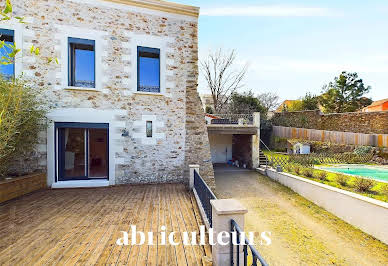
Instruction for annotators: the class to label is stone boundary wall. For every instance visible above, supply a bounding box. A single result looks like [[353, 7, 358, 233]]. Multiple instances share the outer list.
[[258, 168, 388, 245], [272, 110, 388, 134], [273, 126, 388, 148], [0, 173, 46, 204]]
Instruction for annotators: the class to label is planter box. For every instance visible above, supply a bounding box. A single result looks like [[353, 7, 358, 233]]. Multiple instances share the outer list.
[[0, 173, 47, 204], [258, 167, 388, 245]]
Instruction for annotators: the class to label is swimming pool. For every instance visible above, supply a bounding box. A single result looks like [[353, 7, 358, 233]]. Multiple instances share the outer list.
[[321, 165, 388, 182]]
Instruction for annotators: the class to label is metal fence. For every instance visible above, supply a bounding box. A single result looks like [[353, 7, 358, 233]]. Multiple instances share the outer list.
[[193, 169, 217, 228], [267, 152, 374, 169], [231, 219, 268, 266]]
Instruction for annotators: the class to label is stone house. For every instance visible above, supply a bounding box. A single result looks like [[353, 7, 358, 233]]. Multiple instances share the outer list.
[[2, 0, 214, 188]]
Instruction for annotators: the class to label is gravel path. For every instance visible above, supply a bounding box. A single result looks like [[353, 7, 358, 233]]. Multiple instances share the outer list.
[[214, 166, 388, 266]]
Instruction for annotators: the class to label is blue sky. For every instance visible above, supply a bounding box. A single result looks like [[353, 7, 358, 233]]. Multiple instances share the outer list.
[[175, 0, 388, 101]]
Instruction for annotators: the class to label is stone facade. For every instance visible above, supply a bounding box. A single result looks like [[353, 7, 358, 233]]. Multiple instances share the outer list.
[[5, 0, 213, 186], [272, 110, 388, 134]]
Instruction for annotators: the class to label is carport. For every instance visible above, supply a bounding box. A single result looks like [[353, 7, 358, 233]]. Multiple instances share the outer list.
[[206, 113, 261, 169]]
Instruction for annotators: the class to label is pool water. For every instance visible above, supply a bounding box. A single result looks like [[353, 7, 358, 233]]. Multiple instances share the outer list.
[[322, 166, 388, 182]]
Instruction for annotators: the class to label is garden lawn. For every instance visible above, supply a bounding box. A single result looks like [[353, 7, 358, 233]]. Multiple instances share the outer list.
[[284, 165, 388, 203], [215, 168, 388, 265], [263, 152, 388, 202]]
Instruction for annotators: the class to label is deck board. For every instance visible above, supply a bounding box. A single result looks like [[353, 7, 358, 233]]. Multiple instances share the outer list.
[[0, 184, 210, 265]]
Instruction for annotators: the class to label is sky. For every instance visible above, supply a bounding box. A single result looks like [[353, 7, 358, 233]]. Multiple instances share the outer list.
[[174, 0, 388, 102]]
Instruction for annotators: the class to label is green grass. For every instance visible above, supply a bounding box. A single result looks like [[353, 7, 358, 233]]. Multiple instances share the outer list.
[[263, 151, 387, 202], [283, 166, 388, 203]]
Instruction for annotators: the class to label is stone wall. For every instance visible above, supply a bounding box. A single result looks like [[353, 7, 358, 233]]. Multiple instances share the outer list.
[[272, 110, 388, 134], [7, 0, 213, 185]]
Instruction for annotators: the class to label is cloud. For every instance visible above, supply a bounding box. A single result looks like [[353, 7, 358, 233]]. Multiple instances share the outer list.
[[201, 5, 337, 17]]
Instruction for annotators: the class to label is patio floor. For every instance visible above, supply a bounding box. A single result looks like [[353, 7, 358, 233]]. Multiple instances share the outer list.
[[0, 183, 211, 265]]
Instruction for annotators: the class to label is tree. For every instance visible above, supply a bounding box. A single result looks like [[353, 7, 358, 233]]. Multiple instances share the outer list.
[[301, 92, 319, 110], [228, 90, 267, 115], [287, 100, 303, 111], [200, 49, 247, 113], [205, 106, 213, 114], [257, 92, 280, 111], [0, 77, 47, 176], [320, 71, 372, 113]]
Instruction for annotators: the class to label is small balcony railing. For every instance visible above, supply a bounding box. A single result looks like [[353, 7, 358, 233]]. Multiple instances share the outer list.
[[208, 114, 254, 125]]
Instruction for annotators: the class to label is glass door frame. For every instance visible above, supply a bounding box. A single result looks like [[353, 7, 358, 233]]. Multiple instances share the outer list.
[[55, 122, 109, 182]]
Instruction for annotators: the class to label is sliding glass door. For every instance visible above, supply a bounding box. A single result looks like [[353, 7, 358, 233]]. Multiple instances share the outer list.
[[56, 123, 108, 181]]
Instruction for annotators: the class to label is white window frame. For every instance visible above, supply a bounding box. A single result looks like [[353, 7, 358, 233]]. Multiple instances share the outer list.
[[46, 108, 120, 188], [0, 21, 23, 77], [57, 25, 104, 91], [129, 33, 167, 95]]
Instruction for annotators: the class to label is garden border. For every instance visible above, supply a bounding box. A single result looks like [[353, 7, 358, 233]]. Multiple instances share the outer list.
[[0, 173, 47, 204], [257, 167, 388, 245]]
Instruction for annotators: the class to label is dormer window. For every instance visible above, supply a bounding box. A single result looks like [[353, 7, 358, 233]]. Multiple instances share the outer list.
[[137, 46, 160, 93]]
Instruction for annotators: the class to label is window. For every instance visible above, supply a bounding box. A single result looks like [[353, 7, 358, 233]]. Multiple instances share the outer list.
[[146, 121, 152, 138], [68, 37, 95, 88], [56, 123, 109, 181], [0, 29, 15, 79], [137, 46, 160, 93]]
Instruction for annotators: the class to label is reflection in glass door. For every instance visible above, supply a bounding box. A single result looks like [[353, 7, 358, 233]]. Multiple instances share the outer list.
[[56, 123, 108, 181]]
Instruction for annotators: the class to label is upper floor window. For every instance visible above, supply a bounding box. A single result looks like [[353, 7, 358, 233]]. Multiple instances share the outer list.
[[137, 46, 160, 93], [0, 29, 15, 79], [68, 37, 95, 88]]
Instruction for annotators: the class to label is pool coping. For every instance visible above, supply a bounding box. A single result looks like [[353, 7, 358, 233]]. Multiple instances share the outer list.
[[316, 164, 388, 184]]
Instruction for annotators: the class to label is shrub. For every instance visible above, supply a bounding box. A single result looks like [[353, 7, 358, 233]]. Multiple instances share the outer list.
[[293, 165, 302, 175], [335, 174, 348, 186], [354, 178, 376, 192], [380, 184, 388, 196], [0, 77, 47, 177], [284, 164, 293, 173], [303, 168, 314, 178], [315, 171, 328, 181], [205, 106, 213, 114]]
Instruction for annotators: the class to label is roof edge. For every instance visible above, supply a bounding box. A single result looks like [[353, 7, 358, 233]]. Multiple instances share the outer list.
[[103, 0, 200, 18]]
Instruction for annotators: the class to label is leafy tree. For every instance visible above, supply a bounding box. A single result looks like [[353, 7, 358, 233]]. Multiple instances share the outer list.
[[320, 71, 372, 113], [286, 100, 303, 111], [228, 90, 267, 115], [205, 106, 213, 114], [301, 92, 319, 110]]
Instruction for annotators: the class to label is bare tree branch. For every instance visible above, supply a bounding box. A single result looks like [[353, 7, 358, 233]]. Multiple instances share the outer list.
[[200, 48, 248, 113]]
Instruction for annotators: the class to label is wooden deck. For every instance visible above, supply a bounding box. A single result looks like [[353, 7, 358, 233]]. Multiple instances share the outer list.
[[0, 184, 211, 265]]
